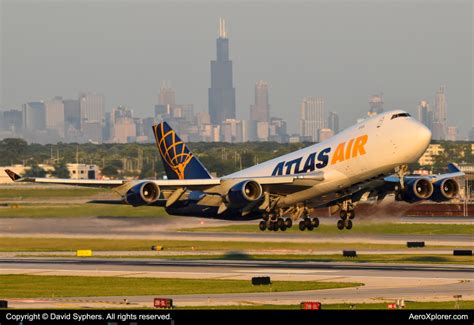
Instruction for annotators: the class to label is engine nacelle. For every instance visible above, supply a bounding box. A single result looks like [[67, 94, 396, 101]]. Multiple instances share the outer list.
[[399, 177, 434, 203], [227, 180, 263, 209], [125, 182, 160, 206], [430, 178, 460, 202]]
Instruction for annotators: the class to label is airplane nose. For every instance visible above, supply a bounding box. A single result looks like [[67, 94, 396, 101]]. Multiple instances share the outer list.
[[418, 123, 432, 146]]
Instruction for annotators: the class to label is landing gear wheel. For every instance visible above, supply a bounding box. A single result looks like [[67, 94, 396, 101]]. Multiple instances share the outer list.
[[299, 220, 306, 231], [345, 219, 353, 230], [312, 218, 320, 228], [340, 210, 348, 220], [262, 213, 269, 222], [304, 218, 312, 228], [284, 218, 293, 228], [307, 223, 314, 231], [277, 218, 285, 229], [259, 221, 266, 231], [280, 225, 287, 231], [337, 219, 345, 230]]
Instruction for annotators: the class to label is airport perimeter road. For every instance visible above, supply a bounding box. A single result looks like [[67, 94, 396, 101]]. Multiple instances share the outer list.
[[2, 258, 473, 308]]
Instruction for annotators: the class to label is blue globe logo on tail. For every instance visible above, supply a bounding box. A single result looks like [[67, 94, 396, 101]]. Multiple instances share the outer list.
[[153, 122, 212, 180]]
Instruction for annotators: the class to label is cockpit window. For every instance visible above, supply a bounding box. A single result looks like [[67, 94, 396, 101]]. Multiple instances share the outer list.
[[391, 113, 411, 120]]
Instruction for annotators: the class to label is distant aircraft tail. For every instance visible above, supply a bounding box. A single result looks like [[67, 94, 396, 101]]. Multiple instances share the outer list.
[[152, 122, 212, 180]]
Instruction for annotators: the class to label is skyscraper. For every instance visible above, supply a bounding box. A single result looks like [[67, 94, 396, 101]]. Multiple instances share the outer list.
[[433, 86, 447, 140], [44, 97, 65, 138], [79, 93, 105, 124], [22, 101, 45, 131], [250, 80, 270, 123], [208, 18, 236, 125], [368, 94, 384, 116], [327, 111, 340, 134], [158, 82, 176, 107], [300, 97, 326, 142], [417, 100, 433, 132], [63, 99, 81, 130]]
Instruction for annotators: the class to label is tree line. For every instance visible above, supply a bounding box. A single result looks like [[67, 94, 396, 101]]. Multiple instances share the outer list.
[[0, 138, 471, 179]]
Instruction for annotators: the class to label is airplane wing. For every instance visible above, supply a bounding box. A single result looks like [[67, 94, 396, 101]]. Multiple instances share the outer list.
[[4, 168, 324, 203]]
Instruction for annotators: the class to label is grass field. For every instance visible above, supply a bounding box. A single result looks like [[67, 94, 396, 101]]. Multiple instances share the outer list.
[[0, 204, 169, 218], [1, 236, 465, 252], [181, 301, 474, 310], [182, 223, 474, 236], [0, 274, 360, 298]]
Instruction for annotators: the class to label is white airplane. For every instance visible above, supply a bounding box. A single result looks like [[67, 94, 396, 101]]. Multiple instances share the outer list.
[[5, 109, 464, 231]]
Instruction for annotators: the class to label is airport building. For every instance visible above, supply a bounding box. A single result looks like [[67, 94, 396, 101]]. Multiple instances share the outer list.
[[67, 163, 100, 180]]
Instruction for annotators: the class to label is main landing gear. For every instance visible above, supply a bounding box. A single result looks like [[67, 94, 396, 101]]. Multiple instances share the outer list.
[[336, 201, 355, 230], [298, 216, 320, 231], [258, 207, 320, 232], [259, 213, 293, 232]]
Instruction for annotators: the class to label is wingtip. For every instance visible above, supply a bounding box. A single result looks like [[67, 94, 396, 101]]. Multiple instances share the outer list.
[[447, 163, 461, 173], [4, 169, 21, 181]]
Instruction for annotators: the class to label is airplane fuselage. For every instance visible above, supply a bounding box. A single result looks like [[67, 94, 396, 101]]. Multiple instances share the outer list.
[[224, 110, 431, 207]]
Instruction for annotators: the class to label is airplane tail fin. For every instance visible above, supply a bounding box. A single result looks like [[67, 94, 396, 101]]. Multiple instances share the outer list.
[[152, 122, 212, 180]]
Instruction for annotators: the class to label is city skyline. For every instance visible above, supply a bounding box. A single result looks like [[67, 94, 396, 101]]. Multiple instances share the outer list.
[[1, 1, 472, 138]]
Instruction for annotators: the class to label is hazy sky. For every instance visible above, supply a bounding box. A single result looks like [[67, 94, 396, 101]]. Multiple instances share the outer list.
[[1, 0, 472, 137]]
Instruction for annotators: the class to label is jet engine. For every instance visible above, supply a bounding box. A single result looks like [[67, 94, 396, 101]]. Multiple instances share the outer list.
[[398, 177, 434, 203], [430, 178, 460, 202], [125, 182, 161, 206], [227, 180, 263, 209]]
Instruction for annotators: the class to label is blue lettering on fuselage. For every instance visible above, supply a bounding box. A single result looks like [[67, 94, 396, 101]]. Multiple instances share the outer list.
[[271, 147, 332, 176]]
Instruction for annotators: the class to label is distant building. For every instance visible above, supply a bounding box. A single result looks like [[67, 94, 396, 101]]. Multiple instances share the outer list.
[[79, 92, 104, 125], [417, 100, 433, 132], [154, 104, 171, 120], [173, 104, 194, 123], [208, 18, 236, 125], [433, 86, 447, 140], [1, 109, 22, 133], [158, 82, 176, 107], [318, 128, 334, 142], [63, 99, 81, 130], [300, 97, 325, 142], [446, 126, 458, 141], [195, 112, 211, 125], [44, 97, 65, 138], [222, 119, 247, 143], [22, 101, 45, 131], [256, 121, 269, 142], [200, 124, 221, 142], [269, 117, 288, 143], [67, 163, 100, 180], [250, 80, 270, 123], [469, 127, 474, 141], [110, 106, 136, 143], [327, 111, 340, 134], [81, 121, 102, 144], [368, 94, 384, 116]]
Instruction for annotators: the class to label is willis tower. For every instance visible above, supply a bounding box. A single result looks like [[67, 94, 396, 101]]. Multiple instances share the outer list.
[[209, 18, 236, 125]]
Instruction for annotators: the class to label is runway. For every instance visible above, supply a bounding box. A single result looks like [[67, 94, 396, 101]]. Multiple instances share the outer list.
[[2, 258, 473, 308], [0, 216, 472, 245]]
